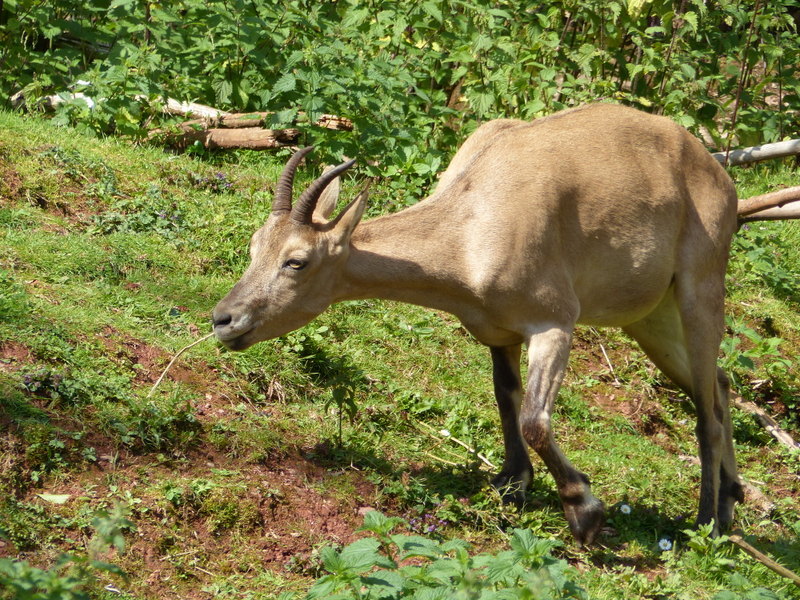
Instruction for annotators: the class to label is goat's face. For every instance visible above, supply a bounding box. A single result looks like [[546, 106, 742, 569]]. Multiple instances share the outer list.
[[212, 148, 366, 350]]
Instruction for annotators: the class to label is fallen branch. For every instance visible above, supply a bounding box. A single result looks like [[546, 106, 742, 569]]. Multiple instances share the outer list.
[[732, 396, 799, 451], [158, 98, 228, 119], [737, 186, 800, 217], [148, 332, 215, 397], [713, 139, 800, 167], [168, 127, 300, 150], [739, 202, 800, 222], [729, 531, 800, 587]]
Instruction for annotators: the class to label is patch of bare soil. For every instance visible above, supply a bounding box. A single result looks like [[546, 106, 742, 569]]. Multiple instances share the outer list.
[[0, 341, 33, 373], [0, 159, 24, 205], [98, 326, 217, 389], [61, 449, 378, 597]]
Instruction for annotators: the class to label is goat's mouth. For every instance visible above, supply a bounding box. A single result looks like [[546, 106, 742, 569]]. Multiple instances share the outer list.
[[214, 327, 256, 351]]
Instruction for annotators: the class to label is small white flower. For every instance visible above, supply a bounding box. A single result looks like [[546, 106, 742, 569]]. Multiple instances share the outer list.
[[619, 504, 632, 515], [658, 538, 673, 551], [439, 429, 451, 437]]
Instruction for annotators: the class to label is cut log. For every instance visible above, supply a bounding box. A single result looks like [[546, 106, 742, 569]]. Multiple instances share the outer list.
[[316, 114, 354, 131], [158, 97, 229, 119], [178, 111, 353, 131], [170, 127, 300, 150], [713, 139, 800, 166]]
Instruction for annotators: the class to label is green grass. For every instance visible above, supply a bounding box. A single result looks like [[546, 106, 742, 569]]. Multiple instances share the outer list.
[[0, 109, 798, 599]]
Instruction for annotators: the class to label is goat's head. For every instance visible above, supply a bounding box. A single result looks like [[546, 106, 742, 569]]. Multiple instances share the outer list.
[[212, 147, 368, 350]]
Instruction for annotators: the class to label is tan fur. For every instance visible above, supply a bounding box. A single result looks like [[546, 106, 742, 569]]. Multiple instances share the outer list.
[[213, 103, 743, 544]]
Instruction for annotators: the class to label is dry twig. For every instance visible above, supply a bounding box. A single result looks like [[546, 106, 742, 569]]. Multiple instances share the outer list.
[[147, 332, 216, 397], [729, 531, 800, 587]]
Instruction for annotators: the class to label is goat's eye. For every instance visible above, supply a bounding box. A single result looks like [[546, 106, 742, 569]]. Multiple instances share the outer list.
[[284, 258, 307, 270]]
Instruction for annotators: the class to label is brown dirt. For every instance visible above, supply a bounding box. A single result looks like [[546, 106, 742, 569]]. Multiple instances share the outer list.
[[0, 341, 33, 373], [98, 326, 217, 389]]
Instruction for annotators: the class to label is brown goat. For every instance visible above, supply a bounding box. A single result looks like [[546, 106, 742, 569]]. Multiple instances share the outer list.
[[213, 102, 791, 544]]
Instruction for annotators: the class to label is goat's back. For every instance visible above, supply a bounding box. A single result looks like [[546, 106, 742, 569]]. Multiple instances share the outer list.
[[436, 103, 738, 327]]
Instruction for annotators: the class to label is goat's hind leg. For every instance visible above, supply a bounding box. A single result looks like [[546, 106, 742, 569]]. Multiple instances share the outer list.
[[490, 344, 533, 505], [624, 283, 742, 532], [677, 273, 743, 532], [518, 326, 605, 546]]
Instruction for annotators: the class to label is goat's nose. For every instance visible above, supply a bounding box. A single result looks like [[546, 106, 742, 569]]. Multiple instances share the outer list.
[[212, 311, 232, 328]]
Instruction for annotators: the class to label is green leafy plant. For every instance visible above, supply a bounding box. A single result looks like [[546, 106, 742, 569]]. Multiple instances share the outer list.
[[0, 504, 133, 600], [301, 510, 586, 599]]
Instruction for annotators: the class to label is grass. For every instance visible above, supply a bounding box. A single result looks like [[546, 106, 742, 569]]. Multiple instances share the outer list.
[[0, 108, 798, 599]]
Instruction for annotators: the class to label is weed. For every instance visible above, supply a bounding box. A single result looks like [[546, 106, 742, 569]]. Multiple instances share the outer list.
[[302, 510, 586, 599], [0, 269, 29, 321], [90, 185, 186, 239], [110, 394, 201, 453], [0, 504, 132, 600]]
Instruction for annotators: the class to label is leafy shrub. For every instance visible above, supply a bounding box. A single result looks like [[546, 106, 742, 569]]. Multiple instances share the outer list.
[[110, 396, 201, 453], [2, 1, 798, 208]]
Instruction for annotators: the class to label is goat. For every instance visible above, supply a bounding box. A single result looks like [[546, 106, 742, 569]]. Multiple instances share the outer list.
[[213, 102, 792, 545]]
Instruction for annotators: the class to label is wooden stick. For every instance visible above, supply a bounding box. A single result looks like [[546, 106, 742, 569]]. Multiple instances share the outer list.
[[168, 127, 300, 150], [729, 532, 800, 587], [732, 396, 799, 451], [738, 186, 800, 216], [739, 203, 800, 222], [147, 332, 215, 397], [713, 138, 800, 167], [415, 420, 497, 470]]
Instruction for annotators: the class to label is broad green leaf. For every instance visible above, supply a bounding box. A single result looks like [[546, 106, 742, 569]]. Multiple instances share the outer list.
[[272, 73, 296, 95], [421, 1, 442, 24], [339, 537, 395, 572], [361, 570, 406, 597], [391, 534, 442, 560]]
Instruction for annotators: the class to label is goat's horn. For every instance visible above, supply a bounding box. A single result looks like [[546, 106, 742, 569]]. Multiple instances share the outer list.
[[272, 146, 315, 214], [291, 158, 357, 224]]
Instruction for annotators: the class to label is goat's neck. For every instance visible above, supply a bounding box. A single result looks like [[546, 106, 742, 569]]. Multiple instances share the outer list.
[[338, 200, 472, 313]]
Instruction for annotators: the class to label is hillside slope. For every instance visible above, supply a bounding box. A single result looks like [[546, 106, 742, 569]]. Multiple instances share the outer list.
[[0, 110, 798, 599]]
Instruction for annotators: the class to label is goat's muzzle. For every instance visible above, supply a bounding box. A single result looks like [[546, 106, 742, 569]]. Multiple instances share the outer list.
[[211, 306, 254, 350]]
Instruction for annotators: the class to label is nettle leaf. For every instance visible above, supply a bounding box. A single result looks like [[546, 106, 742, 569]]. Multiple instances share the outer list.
[[212, 79, 232, 105], [339, 538, 396, 572], [360, 569, 406, 598], [391, 534, 442, 560], [320, 546, 348, 574], [306, 574, 341, 599], [359, 510, 405, 536], [421, 1, 443, 23], [411, 588, 451, 600], [509, 528, 560, 563], [272, 72, 297, 95], [485, 550, 523, 585]]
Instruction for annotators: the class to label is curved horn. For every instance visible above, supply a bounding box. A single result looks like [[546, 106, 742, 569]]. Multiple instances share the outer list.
[[272, 146, 315, 214], [291, 158, 357, 224]]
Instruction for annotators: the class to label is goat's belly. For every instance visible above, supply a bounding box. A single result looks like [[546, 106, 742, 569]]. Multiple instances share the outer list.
[[575, 269, 673, 327]]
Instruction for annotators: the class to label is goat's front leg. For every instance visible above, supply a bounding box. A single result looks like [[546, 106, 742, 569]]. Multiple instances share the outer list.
[[519, 326, 605, 546], [490, 344, 533, 505]]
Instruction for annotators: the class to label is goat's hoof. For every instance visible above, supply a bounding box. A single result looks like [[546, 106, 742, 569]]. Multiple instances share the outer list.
[[491, 471, 530, 507], [565, 496, 605, 546]]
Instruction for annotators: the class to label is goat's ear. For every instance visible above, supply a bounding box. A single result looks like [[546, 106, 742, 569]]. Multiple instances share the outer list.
[[313, 165, 341, 222], [330, 185, 369, 242]]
